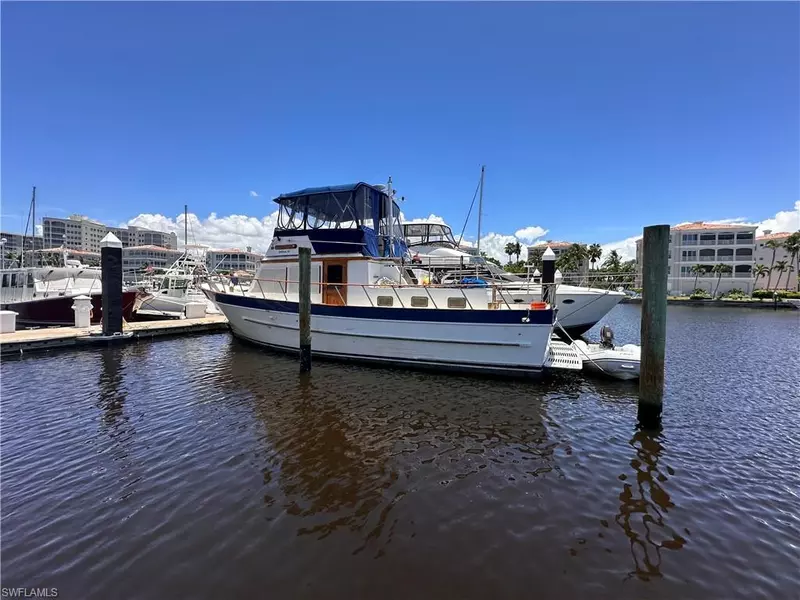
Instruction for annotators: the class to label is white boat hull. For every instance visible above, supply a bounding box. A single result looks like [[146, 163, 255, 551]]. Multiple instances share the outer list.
[[496, 286, 625, 336], [212, 292, 554, 377], [140, 293, 213, 315]]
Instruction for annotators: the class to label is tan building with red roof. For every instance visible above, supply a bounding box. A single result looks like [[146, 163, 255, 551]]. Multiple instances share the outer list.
[[206, 248, 262, 273], [635, 221, 758, 296], [755, 231, 796, 290]]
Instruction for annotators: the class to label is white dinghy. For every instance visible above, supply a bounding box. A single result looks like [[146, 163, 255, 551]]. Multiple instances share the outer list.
[[571, 326, 641, 381]]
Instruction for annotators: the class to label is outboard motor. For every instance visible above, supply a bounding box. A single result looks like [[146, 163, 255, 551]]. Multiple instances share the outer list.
[[599, 325, 615, 349]]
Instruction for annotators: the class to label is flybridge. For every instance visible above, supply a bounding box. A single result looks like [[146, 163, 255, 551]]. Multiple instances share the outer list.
[[270, 182, 408, 258]]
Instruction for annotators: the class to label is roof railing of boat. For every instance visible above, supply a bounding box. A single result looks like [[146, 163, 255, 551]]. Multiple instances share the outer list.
[[229, 277, 554, 312]]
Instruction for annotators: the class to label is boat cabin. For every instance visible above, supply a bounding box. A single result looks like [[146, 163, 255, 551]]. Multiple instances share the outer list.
[[403, 221, 459, 249]]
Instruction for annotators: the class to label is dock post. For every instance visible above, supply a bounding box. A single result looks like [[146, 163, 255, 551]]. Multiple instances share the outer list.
[[100, 232, 124, 336], [638, 225, 670, 429], [298, 246, 312, 372], [541, 247, 556, 306]]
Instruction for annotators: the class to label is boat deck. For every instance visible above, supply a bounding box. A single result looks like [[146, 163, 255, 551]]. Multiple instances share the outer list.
[[0, 315, 229, 357]]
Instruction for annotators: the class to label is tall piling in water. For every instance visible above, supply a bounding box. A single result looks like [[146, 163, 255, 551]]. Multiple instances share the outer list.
[[638, 225, 670, 429], [100, 232, 124, 336], [298, 246, 312, 372]]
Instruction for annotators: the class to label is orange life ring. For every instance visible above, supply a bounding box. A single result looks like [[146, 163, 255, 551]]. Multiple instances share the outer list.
[[89, 308, 94, 320]]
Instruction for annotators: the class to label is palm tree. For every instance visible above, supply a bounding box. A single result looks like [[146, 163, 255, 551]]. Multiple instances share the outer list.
[[527, 246, 544, 270], [772, 260, 789, 290], [712, 263, 732, 297], [602, 249, 622, 274], [690, 264, 704, 290], [588, 243, 602, 270], [504, 242, 516, 265], [513, 241, 522, 263], [764, 239, 782, 289], [783, 231, 800, 290], [753, 263, 770, 289]]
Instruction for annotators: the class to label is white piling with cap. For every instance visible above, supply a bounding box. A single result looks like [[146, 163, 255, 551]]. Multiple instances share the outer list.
[[541, 247, 556, 307]]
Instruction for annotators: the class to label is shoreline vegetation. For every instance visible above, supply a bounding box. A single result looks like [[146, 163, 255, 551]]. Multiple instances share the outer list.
[[620, 296, 799, 310]]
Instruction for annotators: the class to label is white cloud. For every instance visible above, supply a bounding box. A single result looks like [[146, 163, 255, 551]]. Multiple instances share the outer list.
[[753, 200, 799, 236], [476, 232, 529, 262], [399, 213, 447, 225], [125, 211, 279, 253], [514, 225, 548, 244], [249, 190, 259, 198], [600, 236, 640, 262]]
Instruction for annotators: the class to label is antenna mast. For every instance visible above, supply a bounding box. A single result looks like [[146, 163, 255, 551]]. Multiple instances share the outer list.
[[476, 166, 485, 255]]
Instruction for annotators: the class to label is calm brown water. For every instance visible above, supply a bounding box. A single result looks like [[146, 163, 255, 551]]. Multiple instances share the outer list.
[[2, 304, 799, 599]]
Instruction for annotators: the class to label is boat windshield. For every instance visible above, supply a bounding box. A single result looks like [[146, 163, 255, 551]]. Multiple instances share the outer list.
[[403, 223, 458, 248]]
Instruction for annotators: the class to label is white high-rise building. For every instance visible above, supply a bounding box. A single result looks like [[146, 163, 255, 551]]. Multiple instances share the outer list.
[[635, 222, 757, 295], [42, 215, 178, 252]]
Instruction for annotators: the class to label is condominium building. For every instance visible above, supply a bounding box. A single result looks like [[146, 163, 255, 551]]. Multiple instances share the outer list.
[[635, 222, 757, 295], [42, 215, 178, 252], [122, 245, 183, 271], [755, 231, 797, 290], [43, 215, 107, 252], [206, 248, 262, 273]]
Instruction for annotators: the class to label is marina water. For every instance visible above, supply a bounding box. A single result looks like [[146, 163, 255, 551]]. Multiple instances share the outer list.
[[1, 304, 798, 598]]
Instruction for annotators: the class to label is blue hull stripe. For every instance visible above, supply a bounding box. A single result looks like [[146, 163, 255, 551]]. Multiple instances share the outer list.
[[214, 292, 554, 325]]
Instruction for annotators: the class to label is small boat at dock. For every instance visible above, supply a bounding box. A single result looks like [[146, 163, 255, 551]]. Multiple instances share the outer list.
[[571, 326, 641, 380]]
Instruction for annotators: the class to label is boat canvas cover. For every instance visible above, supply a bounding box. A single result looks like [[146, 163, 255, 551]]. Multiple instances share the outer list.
[[273, 183, 407, 258]]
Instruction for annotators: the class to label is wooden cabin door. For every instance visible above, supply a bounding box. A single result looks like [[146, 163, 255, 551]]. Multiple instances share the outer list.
[[323, 260, 347, 305]]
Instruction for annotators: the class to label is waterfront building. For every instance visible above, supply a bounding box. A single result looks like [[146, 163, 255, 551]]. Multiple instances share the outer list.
[[122, 245, 183, 271], [755, 231, 797, 290], [0, 232, 44, 266], [635, 221, 757, 295], [43, 215, 178, 252], [206, 248, 262, 273]]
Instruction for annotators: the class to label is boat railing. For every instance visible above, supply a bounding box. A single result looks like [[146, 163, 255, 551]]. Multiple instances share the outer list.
[[237, 277, 549, 311]]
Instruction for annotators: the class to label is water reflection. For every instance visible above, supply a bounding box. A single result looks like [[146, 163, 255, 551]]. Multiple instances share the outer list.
[[96, 348, 139, 502], [616, 430, 686, 581], [219, 344, 563, 556]]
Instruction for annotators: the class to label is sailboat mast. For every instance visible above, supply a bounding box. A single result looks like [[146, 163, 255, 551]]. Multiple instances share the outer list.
[[184, 204, 188, 251], [476, 166, 485, 256], [387, 176, 393, 257], [32, 186, 36, 260]]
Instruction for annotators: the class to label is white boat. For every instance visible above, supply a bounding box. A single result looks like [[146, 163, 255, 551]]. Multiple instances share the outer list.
[[138, 247, 218, 316], [0, 262, 147, 327], [403, 220, 625, 336], [207, 182, 558, 377], [571, 327, 641, 381]]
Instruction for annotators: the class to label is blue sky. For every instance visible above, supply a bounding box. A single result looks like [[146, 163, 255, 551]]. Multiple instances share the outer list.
[[2, 2, 798, 257]]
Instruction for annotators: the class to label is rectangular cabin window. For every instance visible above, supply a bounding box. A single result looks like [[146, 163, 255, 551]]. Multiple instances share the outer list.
[[447, 297, 467, 309], [2, 274, 8, 288], [410, 296, 429, 308], [377, 296, 394, 307]]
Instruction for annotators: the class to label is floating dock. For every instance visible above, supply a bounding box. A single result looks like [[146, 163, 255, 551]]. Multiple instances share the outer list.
[[0, 315, 229, 357]]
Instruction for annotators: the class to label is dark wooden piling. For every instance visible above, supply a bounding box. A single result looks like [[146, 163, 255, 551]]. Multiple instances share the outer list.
[[100, 232, 123, 336], [298, 246, 312, 372], [638, 225, 670, 429], [541, 247, 556, 306]]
